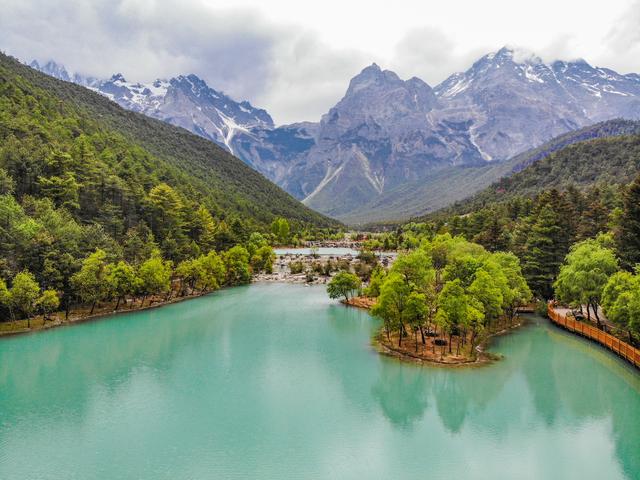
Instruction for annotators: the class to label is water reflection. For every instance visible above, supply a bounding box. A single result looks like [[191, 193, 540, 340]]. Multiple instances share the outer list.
[[371, 361, 429, 428], [0, 286, 638, 480], [366, 314, 640, 478]]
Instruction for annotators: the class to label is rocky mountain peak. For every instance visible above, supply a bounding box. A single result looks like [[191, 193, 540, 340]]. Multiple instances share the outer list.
[[110, 73, 126, 83], [27, 51, 640, 224], [30, 59, 71, 82], [345, 63, 404, 96], [335, 64, 437, 123]]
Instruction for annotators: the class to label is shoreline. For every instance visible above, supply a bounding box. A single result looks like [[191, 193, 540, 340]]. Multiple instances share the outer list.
[[344, 295, 526, 367], [0, 290, 216, 338]]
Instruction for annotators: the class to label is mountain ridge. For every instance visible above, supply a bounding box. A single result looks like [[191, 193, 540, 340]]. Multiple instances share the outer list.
[[28, 47, 640, 223], [8, 53, 338, 230]]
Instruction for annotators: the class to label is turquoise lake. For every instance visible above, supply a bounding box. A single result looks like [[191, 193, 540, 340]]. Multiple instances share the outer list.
[[1, 283, 639, 479]]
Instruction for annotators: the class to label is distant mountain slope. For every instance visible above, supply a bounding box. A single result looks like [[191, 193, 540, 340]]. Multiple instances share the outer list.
[[340, 119, 640, 224], [423, 131, 640, 221], [3, 53, 338, 230], [29, 59, 322, 191], [29, 48, 640, 223]]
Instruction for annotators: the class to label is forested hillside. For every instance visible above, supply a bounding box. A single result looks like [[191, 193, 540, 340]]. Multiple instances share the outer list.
[[345, 119, 640, 225], [0, 53, 337, 230], [0, 52, 339, 324], [434, 132, 640, 217]]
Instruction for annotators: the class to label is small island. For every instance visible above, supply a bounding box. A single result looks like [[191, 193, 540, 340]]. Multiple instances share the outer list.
[[327, 232, 532, 366]]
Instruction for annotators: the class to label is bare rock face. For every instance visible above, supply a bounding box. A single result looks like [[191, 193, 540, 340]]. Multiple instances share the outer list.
[[296, 49, 640, 218], [30, 48, 640, 221]]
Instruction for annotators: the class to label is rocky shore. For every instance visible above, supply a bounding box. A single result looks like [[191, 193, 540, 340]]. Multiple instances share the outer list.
[[255, 250, 392, 285]]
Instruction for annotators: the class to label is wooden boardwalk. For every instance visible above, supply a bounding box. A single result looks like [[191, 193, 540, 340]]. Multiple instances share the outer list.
[[548, 304, 640, 369]]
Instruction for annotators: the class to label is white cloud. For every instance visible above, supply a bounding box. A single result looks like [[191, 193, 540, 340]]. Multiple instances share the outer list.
[[1, 0, 638, 124], [390, 26, 490, 84], [599, 0, 640, 73]]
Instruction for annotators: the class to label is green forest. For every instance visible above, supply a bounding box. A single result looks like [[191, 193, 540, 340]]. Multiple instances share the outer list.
[[355, 171, 640, 348], [436, 131, 640, 217], [0, 52, 341, 326], [337, 234, 532, 360]]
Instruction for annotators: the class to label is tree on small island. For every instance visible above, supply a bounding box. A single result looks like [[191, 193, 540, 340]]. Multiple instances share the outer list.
[[327, 271, 362, 302], [356, 233, 532, 363]]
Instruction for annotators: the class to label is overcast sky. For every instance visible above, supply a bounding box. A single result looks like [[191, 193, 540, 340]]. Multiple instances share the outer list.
[[2, 0, 639, 124]]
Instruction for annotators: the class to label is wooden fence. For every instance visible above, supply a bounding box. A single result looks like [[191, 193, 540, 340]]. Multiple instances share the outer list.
[[547, 304, 640, 369]]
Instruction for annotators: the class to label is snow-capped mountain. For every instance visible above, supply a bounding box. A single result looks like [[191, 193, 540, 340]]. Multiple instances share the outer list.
[[433, 47, 640, 160], [29, 59, 99, 86], [276, 50, 640, 218], [29, 49, 640, 222], [29, 60, 274, 159]]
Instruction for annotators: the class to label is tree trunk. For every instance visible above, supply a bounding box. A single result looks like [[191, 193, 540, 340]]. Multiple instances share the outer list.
[[90, 300, 96, 315], [592, 301, 602, 329], [470, 330, 477, 356], [419, 325, 426, 345], [586, 303, 591, 322], [415, 329, 418, 353], [448, 333, 452, 354], [115, 296, 121, 311]]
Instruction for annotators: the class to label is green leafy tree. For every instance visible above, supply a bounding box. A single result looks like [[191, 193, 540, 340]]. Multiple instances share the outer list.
[[251, 245, 276, 274], [138, 254, 173, 305], [271, 217, 290, 245], [0, 278, 10, 310], [492, 252, 532, 323], [443, 254, 484, 288], [37, 289, 60, 321], [246, 232, 270, 257], [327, 271, 362, 303], [391, 249, 434, 290], [224, 245, 251, 285], [602, 271, 640, 343], [404, 291, 427, 352], [176, 258, 198, 296], [10, 270, 41, 327], [554, 239, 619, 327], [195, 251, 226, 292], [468, 269, 504, 327], [370, 273, 410, 345], [71, 249, 110, 315], [107, 261, 139, 310], [364, 265, 387, 297], [436, 279, 484, 354]]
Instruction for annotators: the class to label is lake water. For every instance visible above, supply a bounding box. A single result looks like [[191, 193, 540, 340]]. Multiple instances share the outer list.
[[1, 283, 639, 479]]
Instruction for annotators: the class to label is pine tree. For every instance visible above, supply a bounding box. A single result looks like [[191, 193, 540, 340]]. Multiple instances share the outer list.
[[576, 188, 608, 241], [616, 175, 640, 270], [522, 204, 564, 299]]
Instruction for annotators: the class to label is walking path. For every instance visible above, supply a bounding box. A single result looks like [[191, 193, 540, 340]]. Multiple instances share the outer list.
[[548, 304, 640, 369]]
